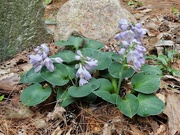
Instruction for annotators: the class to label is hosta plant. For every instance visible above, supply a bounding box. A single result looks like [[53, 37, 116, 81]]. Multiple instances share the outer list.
[[20, 19, 165, 118]]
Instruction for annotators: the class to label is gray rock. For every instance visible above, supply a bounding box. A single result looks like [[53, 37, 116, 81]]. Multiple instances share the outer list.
[[55, 0, 136, 43], [0, 0, 52, 62]]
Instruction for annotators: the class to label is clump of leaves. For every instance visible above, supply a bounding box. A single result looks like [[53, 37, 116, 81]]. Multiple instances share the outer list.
[[146, 50, 180, 77], [20, 19, 165, 118], [171, 7, 179, 15], [43, 0, 52, 5], [128, 0, 143, 7]]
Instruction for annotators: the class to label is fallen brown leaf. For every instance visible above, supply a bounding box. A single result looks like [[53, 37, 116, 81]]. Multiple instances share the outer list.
[[163, 91, 180, 135], [47, 105, 66, 122], [0, 73, 21, 92]]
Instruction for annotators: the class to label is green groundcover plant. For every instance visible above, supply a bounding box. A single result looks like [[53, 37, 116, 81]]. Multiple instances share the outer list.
[[20, 19, 165, 118], [146, 50, 180, 77]]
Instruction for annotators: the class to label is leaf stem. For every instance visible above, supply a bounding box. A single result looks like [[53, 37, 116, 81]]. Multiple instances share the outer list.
[[111, 78, 117, 93], [117, 57, 126, 94]]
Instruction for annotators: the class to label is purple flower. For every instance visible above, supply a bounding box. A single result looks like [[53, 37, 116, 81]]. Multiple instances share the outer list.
[[75, 64, 92, 86], [75, 55, 82, 60], [118, 19, 129, 31], [76, 50, 83, 57], [75, 50, 84, 60], [75, 50, 98, 71], [34, 43, 49, 55], [135, 45, 146, 53], [75, 50, 98, 86], [29, 54, 43, 64], [114, 33, 121, 41], [85, 59, 98, 70], [118, 48, 126, 55], [131, 24, 147, 42], [76, 64, 92, 81], [34, 65, 43, 73], [29, 54, 44, 72], [126, 50, 145, 71], [29, 44, 63, 72], [115, 19, 147, 71], [43, 57, 54, 72], [51, 57, 63, 63], [79, 78, 89, 86]]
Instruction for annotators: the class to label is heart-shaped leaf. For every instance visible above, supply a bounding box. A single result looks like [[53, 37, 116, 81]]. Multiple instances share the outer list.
[[137, 93, 165, 117], [81, 48, 112, 70], [84, 38, 104, 49], [20, 83, 52, 106], [68, 79, 100, 98], [54, 36, 83, 49], [116, 94, 139, 118], [66, 65, 76, 79], [20, 68, 45, 83], [57, 88, 75, 107], [111, 53, 123, 62], [41, 63, 69, 86], [141, 64, 162, 75], [50, 50, 76, 63], [108, 62, 134, 79], [131, 73, 160, 94], [82, 93, 97, 103], [92, 78, 117, 104]]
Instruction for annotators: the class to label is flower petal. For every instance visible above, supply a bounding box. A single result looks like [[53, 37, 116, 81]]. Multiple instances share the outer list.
[[79, 78, 89, 86]]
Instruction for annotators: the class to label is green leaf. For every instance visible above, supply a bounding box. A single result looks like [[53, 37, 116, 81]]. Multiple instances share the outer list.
[[108, 62, 134, 79], [128, 1, 135, 6], [20, 83, 52, 106], [116, 94, 139, 118], [111, 53, 123, 62], [132, 73, 160, 94], [57, 88, 75, 107], [92, 78, 117, 104], [54, 36, 83, 49], [81, 48, 112, 70], [144, 55, 157, 60], [157, 55, 168, 66], [50, 50, 76, 63], [171, 69, 180, 77], [141, 64, 162, 75], [137, 93, 165, 117], [68, 79, 100, 98], [82, 93, 97, 103], [66, 65, 76, 79], [44, 0, 52, 5], [41, 63, 69, 86], [84, 38, 104, 49], [167, 50, 176, 59], [0, 95, 4, 101], [20, 68, 45, 84]]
